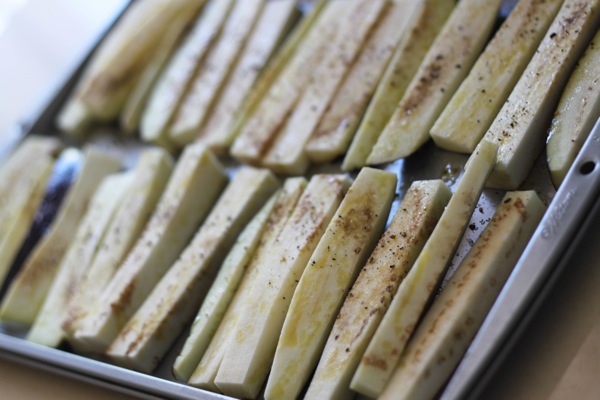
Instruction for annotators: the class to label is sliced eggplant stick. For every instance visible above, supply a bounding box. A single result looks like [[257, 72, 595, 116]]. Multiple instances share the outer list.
[[0, 160, 53, 288], [229, 0, 361, 165], [80, 0, 207, 120], [57, 0, 202, 134], [214, 175, 351, 399], [169, 0, 266, 146], [431, 0, 564, 153], [107, 167, 279, 373], [351, 141, 498, 398], [172, 193, 279, 382], [0, 148, 121, 325], [226, 0, 327, 154], [27, 172, 132, 347], [367, 0, 502, 164], [187, 177, 307, 389], [56, 97, 95, 136], [196, 0, 298, 153], [0, 136, 61, 203], [265, 168, 397, 400], [483, 0, 600, 189], [343, 0, 454, 171], [120, 9, 200, 134], [261, 0, 389, 175], [0, 138, 62, 286], [380, 191, 546, 400], [305, 179, 451, 400], [140, 0, 235, 147], [62, 148, 173, 340], [547, 29, 600, 188], [305, 0, 419, 164], [72, 144, 227, 353]]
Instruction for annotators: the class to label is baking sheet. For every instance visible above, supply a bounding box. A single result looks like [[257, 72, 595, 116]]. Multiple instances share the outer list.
[[0, 0, 597, 399], [0, 124, 529, 400], [442, 120, 600, 400]]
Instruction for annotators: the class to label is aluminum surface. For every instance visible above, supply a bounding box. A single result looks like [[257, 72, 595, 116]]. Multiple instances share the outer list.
[[441, 119, 600, 400], [0, 0, 595, 399]]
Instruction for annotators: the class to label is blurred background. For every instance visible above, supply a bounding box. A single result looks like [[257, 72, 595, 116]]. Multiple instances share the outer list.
[[0, 0, 125, 154]]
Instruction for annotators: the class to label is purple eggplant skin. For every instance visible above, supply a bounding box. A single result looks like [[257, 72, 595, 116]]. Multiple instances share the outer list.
[[0, 149, 82, 298]]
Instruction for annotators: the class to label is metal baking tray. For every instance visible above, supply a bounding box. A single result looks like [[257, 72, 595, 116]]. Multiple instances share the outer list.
[[1, 0, 599, 398]]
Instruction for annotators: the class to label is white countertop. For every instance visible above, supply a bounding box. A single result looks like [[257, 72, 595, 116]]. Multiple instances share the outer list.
[[0, 0, 125, 154]]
